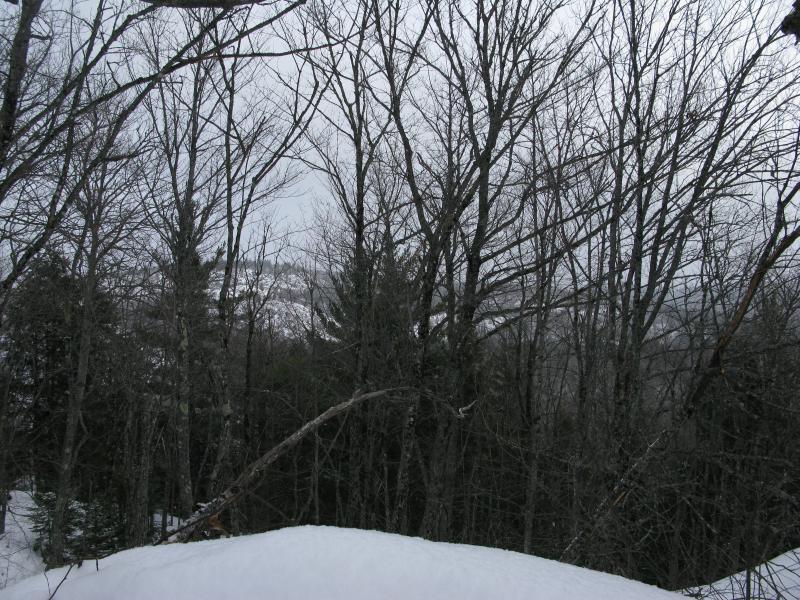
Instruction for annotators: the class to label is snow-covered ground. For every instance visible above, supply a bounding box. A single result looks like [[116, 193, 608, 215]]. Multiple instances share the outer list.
[[0, 491, 44, 590], [0, 525, 686, 600], [5, 488, 797, 600], [685, 548, 800, 600]]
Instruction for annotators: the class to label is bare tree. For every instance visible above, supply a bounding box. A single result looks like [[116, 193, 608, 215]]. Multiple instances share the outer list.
[[0, 0, 311, 317], [47, 110, 144, 565]]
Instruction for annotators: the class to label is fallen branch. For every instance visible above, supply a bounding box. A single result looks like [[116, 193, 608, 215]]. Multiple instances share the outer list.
[[156, 388, 394, 544], [47, 563, 74, 600]]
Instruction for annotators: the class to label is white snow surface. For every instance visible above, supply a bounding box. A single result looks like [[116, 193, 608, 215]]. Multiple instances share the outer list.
[[686, 547, 800, 600], [0, 525, 686, 600], [0, 491, 44, 589]]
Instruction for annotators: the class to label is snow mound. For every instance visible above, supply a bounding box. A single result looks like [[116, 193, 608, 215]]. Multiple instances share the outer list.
[[0, 525, 685, 600], [0, 491, 45, 589], [686, 547, 800, 599]]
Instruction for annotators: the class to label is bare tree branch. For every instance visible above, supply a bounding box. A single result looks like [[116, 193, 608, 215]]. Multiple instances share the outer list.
[[156, 388, 395, 544]]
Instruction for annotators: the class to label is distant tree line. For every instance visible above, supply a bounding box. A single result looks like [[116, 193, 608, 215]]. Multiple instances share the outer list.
[[1, 0, 800, 593]]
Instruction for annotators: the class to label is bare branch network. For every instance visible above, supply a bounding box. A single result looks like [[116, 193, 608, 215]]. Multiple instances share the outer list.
[[0, 0, 799, 595]]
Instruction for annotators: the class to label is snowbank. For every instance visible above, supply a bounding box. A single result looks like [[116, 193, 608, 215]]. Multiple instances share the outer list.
[[0, 491, 44, 589], [686, 547, 800, 599], [0, 525, 685, 600]]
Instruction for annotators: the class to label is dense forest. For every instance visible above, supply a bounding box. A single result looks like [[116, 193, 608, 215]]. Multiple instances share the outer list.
[[1, 0, 800, 593]]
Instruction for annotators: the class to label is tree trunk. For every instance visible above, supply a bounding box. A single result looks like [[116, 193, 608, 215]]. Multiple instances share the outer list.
[[208, 335, 233, 496], [391, 265, 437, 534], [175, 311, 194, 518], [420, 414, 454, 540], [124, 391, 156, 547], [0, 376, 11, 537], [49, 264, 96, 565], [0, 0, 43, 172]]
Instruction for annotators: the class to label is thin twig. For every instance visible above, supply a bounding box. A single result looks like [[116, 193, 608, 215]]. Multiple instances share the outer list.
[[47, 563, 74, 600]]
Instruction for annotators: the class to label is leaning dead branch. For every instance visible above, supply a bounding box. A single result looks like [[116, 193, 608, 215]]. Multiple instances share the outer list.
[[156, 389, 395, 544]]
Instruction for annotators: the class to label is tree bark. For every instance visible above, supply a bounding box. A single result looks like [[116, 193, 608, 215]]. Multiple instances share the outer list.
[[124, 391, 157, 547], [0, 0, 43, 171]]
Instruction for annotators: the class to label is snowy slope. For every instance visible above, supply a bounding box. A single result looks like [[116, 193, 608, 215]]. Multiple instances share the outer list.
[[0, 491, 44, 589], [686, 548, 800, 600], [0, 525, 686, 600]]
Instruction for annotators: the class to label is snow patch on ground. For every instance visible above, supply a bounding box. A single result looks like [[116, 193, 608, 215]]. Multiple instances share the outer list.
[[0, 491, 45, 590], [686, 548, 800, 600], [151, 511, 185, 538], [0, 525, 686, 600]]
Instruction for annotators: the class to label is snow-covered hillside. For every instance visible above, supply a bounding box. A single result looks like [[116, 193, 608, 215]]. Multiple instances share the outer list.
[[6, 491, 793, 600], [686, 548, 800, 600], [0, 491, 44, 589], [0, 525, 685, 600]]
